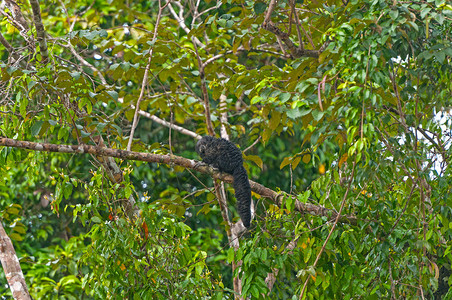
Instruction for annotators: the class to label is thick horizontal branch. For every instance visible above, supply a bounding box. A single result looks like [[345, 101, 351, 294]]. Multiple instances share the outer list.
[[0, 137, 357, 225]]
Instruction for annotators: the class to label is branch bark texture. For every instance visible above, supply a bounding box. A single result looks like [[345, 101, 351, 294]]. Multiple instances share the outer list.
[[0, 221, 31, 300], [29, 0, 49, 63]]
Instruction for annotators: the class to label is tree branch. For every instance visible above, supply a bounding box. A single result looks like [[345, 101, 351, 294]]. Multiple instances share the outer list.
[[167, 1, 204, 48], [117, 98, 201, 140], [0, 137, 358, 225], [3, 0, 29, 32], [196, 48, 214, 136], [127, 0, 168, 151], [262, 22, 319, 58], [0, 32, 21, 63], [0, 31, 14, 53], [0, 221, 31, 300], [29, 0, 49, 64]]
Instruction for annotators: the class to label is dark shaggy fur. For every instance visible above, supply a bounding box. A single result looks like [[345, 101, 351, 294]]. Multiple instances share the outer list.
[[196, 136, 251, 227]]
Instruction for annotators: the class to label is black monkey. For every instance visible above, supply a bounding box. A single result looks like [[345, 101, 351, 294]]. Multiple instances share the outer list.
[[196, 136, 252, 227]]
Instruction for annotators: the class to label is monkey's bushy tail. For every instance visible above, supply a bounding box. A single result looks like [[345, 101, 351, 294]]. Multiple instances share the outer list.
[[233, 166, 251, 227]]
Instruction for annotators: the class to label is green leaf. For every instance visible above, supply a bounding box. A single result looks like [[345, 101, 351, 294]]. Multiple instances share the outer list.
[[227, 247, 234, 263], [420, 7, 432, 18], [70, 71, 81, 80], [58, 127, 68, 140], [286, 194, 294, 212], [91, 216, 101, 223], [106, 90, 119, 100], [60, 275, 81, 287], [312, 109, 324, 121], [9, 233, 24, 241], [63, 182, 73, 199], [279, 92, 291, 103], [19, 94, 28, 118], [269, 111, 281, 130], [31, 120, 44, 136], [254, 2, 267, 14], [389, 9, 399, 20]]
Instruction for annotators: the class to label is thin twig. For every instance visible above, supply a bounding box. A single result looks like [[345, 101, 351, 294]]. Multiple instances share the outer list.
[[243, 136, 261, 153], [127, 0, 169, 151], [167, 1, 204, 48], [117, 98, 201, 139], [290, 0, 304, 50], [299, 159, 357, 299]]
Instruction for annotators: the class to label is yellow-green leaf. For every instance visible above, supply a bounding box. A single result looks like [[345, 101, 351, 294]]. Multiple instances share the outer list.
[[244, 155, 263, 169], [302, 154, 311, 164], [280, 156, 292, 169], [269, 111, 281, 130], [292, 156, 302, 170]]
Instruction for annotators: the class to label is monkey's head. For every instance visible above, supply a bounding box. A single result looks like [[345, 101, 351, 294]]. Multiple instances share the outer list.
[[195, 136, 215, 159]]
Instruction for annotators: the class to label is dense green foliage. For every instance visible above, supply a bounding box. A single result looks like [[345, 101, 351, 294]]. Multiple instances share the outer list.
[[0, 0, 451, 298]]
